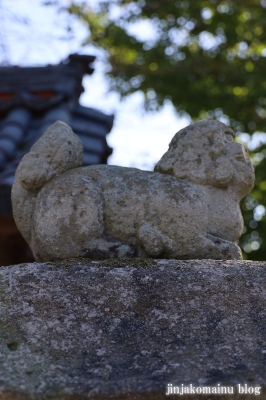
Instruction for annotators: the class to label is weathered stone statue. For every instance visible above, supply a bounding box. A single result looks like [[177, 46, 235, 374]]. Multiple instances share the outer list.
[[12, 120, 254, 261]]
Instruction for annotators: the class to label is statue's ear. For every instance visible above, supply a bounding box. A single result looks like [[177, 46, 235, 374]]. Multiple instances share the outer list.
[[207, 157, 233, 188], [173, 159, 207, 184], [172, 160, 188, 180], [173, 156, 233, 187]]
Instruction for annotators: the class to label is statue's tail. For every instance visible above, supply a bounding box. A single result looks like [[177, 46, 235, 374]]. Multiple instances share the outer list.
[[11, 121, 83, 246]]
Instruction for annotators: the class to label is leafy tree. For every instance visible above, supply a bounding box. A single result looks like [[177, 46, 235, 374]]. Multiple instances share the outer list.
[[67, 0, 266, 259], [239, 143, 266, 260]]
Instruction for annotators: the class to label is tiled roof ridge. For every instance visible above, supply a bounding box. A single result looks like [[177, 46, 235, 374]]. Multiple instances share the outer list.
[[0, 53, 96, 112]]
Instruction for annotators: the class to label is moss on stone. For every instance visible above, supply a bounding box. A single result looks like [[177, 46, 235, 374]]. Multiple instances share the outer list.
[[49, 257, 156, 269]]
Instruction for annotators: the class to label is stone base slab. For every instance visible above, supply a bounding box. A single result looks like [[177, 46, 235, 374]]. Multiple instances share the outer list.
[[0, 259, 266, 399]]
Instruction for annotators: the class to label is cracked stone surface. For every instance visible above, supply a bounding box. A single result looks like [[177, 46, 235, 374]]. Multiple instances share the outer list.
[[0, 259, 266, 399]]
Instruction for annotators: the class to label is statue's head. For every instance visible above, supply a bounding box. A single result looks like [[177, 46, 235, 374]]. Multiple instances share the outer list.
[[154, 120, 254, 197]]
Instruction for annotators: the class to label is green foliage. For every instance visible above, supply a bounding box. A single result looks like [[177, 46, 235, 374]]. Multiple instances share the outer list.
[[67, 0, 266, 259], [239, 143, 266, 260]]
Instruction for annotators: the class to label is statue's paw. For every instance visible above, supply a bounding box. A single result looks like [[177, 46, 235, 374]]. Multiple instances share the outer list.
[[138, 223, 166, 257], [223, 242, 242, 260], [206, 234, 242, 260]]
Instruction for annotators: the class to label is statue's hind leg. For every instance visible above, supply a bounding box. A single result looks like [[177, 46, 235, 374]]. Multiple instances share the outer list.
[[31, 173, 105, 261]]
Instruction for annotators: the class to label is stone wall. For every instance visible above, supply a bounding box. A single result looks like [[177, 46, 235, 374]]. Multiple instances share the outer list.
[[0, 259, 266, 399]]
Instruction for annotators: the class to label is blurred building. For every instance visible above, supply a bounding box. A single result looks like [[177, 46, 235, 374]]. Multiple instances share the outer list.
[[0, 54, 114, 266]]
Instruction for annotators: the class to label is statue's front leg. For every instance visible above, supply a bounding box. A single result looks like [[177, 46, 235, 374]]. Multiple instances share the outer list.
[[138, 222, 173, 257], [202, 233, 242, 260]]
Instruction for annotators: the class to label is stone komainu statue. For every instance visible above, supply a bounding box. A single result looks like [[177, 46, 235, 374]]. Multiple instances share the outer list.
[[12, 120, 255, 261]]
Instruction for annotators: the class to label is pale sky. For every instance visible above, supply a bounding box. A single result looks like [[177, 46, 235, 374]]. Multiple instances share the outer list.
[[0, 0, 190, 170]]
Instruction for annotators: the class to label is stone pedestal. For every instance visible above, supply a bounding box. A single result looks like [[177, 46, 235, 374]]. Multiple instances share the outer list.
[[0, 259, 265, 399]]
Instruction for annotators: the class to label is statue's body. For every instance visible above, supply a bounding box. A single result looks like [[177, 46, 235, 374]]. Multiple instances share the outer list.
[[12, 120, 255, 261]]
